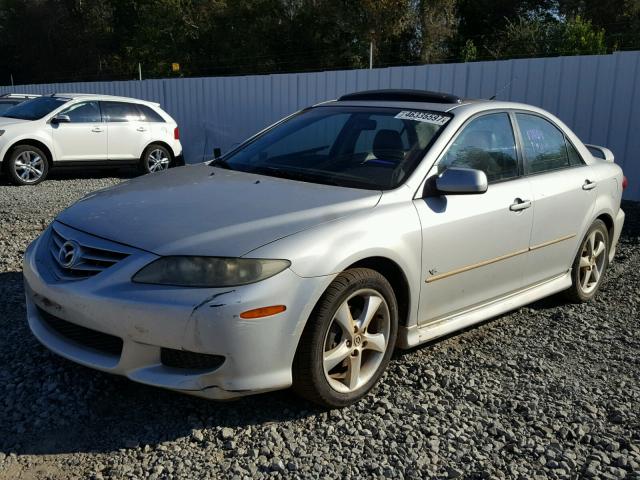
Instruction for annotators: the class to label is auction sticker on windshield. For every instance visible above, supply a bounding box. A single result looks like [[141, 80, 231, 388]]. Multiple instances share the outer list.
[[394, 111, 450, 125]]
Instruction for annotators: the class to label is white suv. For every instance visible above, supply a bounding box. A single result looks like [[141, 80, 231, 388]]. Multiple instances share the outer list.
[[0, 94, 183, 185]]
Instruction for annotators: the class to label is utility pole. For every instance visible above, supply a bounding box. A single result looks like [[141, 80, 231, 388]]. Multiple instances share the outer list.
[[369, 40, 374, 69], [10, 74, 14, 87], [138, 63, 142, 81]]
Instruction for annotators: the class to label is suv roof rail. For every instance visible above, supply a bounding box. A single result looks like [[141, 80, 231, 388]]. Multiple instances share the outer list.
[[338, 89, 462, 104], [0, 93, 40, 99]]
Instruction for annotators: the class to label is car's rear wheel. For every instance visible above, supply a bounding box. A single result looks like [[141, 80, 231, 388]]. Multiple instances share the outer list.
[[564, 219, 609, 302], [6, 145, 49, 185], [140, 144, 171, 174], [293, 268, 398, 408]]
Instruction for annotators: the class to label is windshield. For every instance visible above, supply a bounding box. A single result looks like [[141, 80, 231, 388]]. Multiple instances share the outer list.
[[214, 106, 451, 190], [0, 101, 22, 114], [2, 97, 69, 120]]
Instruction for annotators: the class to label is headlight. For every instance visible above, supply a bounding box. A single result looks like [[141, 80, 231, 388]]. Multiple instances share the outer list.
[[132, 256, 291, 287], [0, 130, 5, 136]]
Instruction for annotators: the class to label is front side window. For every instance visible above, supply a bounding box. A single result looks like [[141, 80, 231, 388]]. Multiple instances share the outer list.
[[517, 113, 572, 174], [101, 102, 143, 122], [59, 101, 101, 123], [2, 96, 69, 120], [215, 106, 451, 190], [438, 113, 519, 183]]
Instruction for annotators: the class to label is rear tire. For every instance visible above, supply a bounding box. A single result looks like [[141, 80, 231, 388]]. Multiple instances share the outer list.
[[6, 145, 49, 185], [140, 144, 172, 174], [292, 268, 398, 408], [564, 219, 609, 303]]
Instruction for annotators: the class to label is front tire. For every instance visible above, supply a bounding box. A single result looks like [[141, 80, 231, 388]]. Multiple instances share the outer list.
[[292, 268, 398, 408], [6, 145, 49, 185], [140, 144, 172, 174], [564, 219, 609, 303]]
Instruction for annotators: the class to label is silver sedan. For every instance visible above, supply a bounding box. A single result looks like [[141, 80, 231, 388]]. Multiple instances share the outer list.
[[23, 90, 626, 407]]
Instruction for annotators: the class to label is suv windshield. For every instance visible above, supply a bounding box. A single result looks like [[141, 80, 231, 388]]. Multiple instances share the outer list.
[[2, 97, 69, 120], [214, 106, 451, 190]]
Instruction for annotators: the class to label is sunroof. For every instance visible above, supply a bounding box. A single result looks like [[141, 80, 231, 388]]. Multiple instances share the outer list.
[[338, 89, 462, 104]]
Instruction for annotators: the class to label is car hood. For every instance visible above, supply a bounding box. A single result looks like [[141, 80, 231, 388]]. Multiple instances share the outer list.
[[56, 164, 382, 257], [0, 116, 30, 127]]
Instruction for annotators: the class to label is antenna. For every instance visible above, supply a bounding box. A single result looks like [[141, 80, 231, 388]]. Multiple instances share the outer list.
[[489, 77, 517, 100]]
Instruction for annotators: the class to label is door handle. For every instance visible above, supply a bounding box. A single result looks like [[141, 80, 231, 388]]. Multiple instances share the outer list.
[[582, 179, 597, 190], [510, 198, 531, 211], [136, 127, 147, 132], [91, 127, 103, 133]]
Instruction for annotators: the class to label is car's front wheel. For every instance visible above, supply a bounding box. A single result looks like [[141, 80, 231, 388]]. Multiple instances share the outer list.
[[564, 219, 610, 302], [293, 268, 398, 408], [6, 145, 50, 185], [140, 144, 172, 174]]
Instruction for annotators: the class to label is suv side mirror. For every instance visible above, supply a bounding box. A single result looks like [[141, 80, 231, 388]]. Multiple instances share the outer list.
[[51, 114, 70, 124], [434, 167, 488, 194]]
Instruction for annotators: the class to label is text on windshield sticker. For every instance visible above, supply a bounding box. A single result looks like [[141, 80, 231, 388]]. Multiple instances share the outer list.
[[394, 111, 450, 125]]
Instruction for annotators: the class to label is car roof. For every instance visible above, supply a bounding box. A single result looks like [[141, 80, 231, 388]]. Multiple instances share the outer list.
[[318, 89, 543, 116], [50, 93, 160, 107]]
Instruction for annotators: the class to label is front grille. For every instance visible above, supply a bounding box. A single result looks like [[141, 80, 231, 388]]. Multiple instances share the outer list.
[[161, 348, 225, 371], [49, 224, 129, 281], [38, 307, 123, 356]]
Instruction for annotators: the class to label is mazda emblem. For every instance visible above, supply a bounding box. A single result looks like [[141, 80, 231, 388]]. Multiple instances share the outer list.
[[57, 240, 81, 269]]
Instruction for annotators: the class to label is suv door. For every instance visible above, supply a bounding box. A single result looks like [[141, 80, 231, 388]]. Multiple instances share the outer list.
[[100, 101, 150, 161], [514, 113, 596, 285], [50, 101, 107, 161], [414, 112, 534, 323]]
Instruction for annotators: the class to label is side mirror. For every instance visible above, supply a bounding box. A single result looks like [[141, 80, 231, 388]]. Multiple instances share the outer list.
[[51, 114, 70, 124], [435, 167, 488, 194]]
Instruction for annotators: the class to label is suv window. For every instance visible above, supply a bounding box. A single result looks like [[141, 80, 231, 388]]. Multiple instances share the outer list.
[[517, 113, 572, 173], [439, 113, 519, 183], [138, 104, 165, 122], [59, 101, 101, 123], [101, 102, 143, 122]]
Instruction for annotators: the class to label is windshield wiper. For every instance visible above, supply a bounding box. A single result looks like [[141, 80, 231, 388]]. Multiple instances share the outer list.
[[249, 165, 362, 188], [209, 158, 233, 170]]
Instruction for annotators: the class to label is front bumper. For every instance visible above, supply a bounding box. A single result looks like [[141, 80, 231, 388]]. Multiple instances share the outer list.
[[23, 224, 333, 400]]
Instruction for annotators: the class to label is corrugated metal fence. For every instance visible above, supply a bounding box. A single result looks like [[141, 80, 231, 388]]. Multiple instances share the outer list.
[[2, 51, 639, 199]]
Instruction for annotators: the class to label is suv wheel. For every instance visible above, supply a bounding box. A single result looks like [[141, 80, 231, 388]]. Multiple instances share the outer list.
[[293, 268, 398, 408], [141, 144, 171, 174], [6, 145, 49, 185]]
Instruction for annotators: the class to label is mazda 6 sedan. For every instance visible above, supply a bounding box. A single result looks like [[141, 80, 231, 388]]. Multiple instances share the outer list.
[[23, 89, 626, 407]]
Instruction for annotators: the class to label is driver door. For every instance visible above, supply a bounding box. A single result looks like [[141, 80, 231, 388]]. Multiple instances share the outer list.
[[414, 112, 534, 323], [51, 101, 107, 161]]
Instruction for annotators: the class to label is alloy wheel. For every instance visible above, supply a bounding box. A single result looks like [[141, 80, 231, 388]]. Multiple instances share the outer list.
[[147, 148, 170, 172], [322, 289, 390, 393], [14, 151, 44, 183], [578, 229, 607, 294]]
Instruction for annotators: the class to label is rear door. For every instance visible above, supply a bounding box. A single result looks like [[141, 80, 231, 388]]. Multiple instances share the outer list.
[[50, 101, 107, 161], [101, 101, 150, 161], [514, 113, 596, 285], [415, 112, 534, 323]]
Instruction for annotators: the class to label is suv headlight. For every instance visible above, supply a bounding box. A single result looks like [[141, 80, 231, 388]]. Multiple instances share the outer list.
[[0, 130, 5, 136], [132, 256, 290, 287]]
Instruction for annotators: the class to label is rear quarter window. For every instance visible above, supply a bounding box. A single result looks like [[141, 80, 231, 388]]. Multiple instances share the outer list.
[[138, 104, 165, 122]]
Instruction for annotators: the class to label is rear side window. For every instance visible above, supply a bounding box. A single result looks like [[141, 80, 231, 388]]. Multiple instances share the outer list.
[[439, 112, 519, 183], [59, 101, 101, 123], [138, 104, 165, 122], [101, 102, 143, 122], [517, 114, 573, 173]]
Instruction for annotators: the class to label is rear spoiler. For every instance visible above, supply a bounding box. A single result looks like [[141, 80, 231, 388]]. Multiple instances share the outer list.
[[585, 144, 615, 163]]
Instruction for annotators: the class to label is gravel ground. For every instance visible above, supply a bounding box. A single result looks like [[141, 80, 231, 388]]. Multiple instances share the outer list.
[[0, 172, 638, 480]]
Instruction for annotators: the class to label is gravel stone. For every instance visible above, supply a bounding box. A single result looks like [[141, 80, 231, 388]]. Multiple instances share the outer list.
[[0, 174, 638, 480]]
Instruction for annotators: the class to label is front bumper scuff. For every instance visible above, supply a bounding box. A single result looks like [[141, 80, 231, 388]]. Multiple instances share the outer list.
[[23, 225, 334, 400]]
